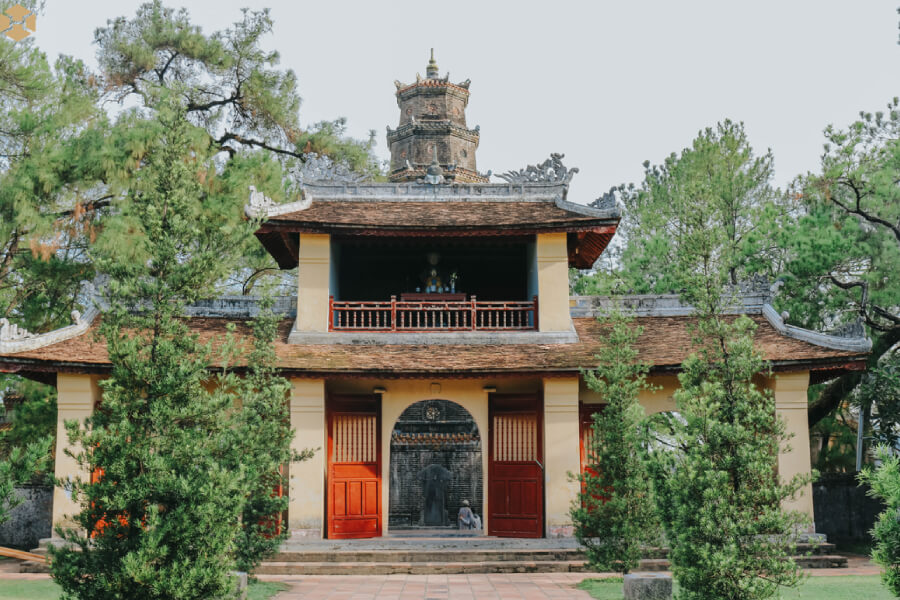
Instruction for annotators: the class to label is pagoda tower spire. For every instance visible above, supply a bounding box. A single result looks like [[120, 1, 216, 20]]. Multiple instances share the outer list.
[[387, 51, 487, 184]]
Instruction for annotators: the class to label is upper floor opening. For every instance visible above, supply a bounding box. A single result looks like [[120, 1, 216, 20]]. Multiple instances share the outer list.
[[330, 236, 538, 332]]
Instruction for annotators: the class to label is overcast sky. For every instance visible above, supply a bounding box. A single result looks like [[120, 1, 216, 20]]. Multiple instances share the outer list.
[[34, 1, 899, 204]]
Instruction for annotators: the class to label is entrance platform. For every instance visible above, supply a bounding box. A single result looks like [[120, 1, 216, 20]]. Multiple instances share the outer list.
[[256, 533, 847, 575]]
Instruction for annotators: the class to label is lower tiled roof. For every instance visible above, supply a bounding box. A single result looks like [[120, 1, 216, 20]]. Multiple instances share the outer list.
[[0, 315, 867, 378]]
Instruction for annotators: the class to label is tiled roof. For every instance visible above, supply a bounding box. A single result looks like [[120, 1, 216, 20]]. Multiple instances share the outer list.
[[264, 201, 610, 231], [0, 315, 867, 378]]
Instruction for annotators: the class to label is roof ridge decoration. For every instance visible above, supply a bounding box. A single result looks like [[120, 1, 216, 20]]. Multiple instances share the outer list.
[[247, 152, 372, 218], [0, 305, 100, 354], [294, 152, 369, 186], [590, 189, 617, 211], [496, 153, 579, 185], [761, 304, 872, 353]]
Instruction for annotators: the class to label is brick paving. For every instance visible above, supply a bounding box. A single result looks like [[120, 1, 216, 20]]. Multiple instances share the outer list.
[[258, 558, 885, 600], [0, 555, 883, 598], [261, 573, 598, 599]]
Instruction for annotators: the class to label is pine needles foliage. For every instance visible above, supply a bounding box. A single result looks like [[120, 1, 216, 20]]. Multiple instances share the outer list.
[[49, 99, 299, 599], [647, 202, 812, 600], [571, 313, 659, 574], [859, 446, 900, 597]]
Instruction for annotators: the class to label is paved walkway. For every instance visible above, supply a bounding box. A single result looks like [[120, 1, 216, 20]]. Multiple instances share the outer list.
[[261, 573, 597, 599], [258, 556, 883, 599], [0, 555, 883, 599]]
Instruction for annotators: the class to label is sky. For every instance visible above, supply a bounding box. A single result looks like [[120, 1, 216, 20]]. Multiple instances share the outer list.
[[32, 1, 900, 205]]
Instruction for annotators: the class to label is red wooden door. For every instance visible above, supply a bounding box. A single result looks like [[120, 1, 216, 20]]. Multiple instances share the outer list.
[[327, 396, 381, 539], [579, 403, 605, 475], [488, 394, 543, 538]]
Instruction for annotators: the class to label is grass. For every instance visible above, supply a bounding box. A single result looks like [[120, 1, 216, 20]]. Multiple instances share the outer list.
[[247, 581, 289, 600], [0, 579, 289, 600], [0, 580, 63, 600], [578, 575, 894, 600]]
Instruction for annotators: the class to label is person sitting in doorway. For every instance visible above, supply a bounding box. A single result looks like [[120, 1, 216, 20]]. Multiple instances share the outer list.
[[457, 499, 481, 530]]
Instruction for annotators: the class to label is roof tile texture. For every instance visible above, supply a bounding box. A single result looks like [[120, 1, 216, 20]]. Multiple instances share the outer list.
[[268, 201, 603, 229], [1, 315, 866, 375]]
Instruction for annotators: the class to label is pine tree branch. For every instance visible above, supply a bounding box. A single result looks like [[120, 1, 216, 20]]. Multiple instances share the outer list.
[[826, 274, 898, 332], [186, 93, 239, 113], [808, 326, 900, 428], [156, 51, 180, 84], [214, 132, 303, 160], [833, 177, 900, 243]]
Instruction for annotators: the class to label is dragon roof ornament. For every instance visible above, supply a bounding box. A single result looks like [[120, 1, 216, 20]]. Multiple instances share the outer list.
[[590, 189, 618, 211], [294, 153, 369, 185], [0, 305, 100, 354], [496, 153, 579, 185], [246, 153, 370, 218]]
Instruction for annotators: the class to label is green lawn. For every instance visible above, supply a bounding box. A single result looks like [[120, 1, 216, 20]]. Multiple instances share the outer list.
[[578, 575, 893, 600], [0, 579, 288, 600]]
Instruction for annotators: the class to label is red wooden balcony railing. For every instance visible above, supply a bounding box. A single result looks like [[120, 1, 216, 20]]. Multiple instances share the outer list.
[[329, 296, 539, 332]]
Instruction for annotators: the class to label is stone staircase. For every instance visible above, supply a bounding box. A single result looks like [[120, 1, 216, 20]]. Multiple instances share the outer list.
[[254, 535, 848, 576], [16, 537, 59, 573], [17, 534, 847, 574]]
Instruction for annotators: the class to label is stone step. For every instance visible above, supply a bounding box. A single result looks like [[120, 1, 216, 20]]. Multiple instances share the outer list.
[[271, 542, 833, 564], [256, 559, 595, 575], [794, 555, 848, 569], [257, 553, 846, 575], [18, 560, 50, 574], [272, 548, 587, 563]]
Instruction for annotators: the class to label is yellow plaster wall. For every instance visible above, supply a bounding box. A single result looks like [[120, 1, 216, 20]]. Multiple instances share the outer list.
[[581, 371, 816, 524], [296, 233, 331, 332], [580, 374, 679, 415], [288, 379, 326, 533], [542, 377, 580, 537], [769, 371, 815, 523], [53, 374, 101, 530], [536, 233, 571, 332]]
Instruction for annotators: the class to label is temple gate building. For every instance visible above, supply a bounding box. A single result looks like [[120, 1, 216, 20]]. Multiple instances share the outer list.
[[0, 55, 871, 541]]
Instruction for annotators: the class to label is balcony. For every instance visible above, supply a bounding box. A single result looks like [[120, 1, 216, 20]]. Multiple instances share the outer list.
[[329, 295, 538, 332]]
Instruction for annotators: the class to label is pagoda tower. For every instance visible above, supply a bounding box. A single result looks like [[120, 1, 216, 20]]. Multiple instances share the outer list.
[[387, 50, 488, 183]]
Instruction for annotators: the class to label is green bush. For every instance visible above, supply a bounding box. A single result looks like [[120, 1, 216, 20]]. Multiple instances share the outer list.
[[859, 446, 900, 597]]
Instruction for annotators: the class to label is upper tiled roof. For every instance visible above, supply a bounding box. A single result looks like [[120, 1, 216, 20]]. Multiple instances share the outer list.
[[250, 182, 620, 269], [265, 200, 609, 230]]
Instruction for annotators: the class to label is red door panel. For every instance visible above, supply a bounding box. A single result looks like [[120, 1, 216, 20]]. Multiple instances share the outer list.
[[488, 394, 543, 538], [327, 396, 381, 539], [579, 403, 605, 475]]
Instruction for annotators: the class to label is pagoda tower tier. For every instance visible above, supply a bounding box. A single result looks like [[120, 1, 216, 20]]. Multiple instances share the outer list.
[[387, 50, 488, 184]]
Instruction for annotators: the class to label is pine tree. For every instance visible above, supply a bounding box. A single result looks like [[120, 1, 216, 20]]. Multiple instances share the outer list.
[[570, 313, 658, 574], [647, 195, 810, 600], [49, 100, 253, 600], [223, 295, 312, 573]]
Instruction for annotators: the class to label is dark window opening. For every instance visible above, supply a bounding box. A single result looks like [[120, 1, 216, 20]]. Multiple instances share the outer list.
[[333, 237, 533, 302]]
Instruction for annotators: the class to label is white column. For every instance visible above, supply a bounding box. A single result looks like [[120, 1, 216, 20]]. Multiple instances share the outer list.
[[52, 374, 98, 531], [542, 377, 580, 537], [772, 372, 815, 526], [288, 378, 326, 536], [296, 234, 331, 333]]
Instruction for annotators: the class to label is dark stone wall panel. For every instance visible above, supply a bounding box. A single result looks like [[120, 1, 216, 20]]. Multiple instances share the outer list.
[[389, 400, 483, 529]]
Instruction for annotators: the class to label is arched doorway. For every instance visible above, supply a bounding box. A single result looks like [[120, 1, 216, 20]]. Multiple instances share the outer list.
[[388, 399, 483, 532]]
